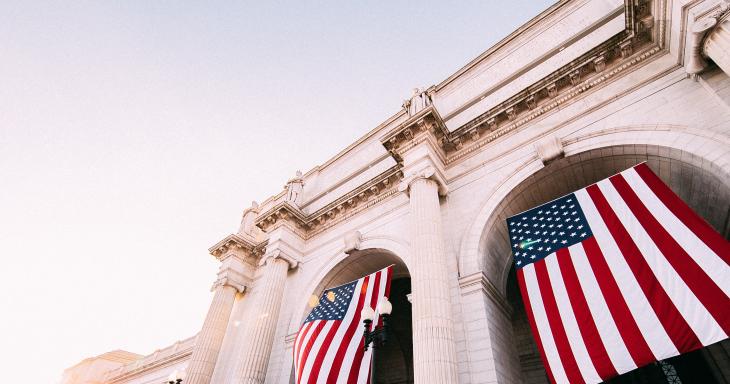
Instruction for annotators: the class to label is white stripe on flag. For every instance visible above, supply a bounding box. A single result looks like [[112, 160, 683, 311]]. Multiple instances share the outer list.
[[570, 242, 636, 374], [623, 168, 730, 296], [315, 278, 365, 384], [544, 255, 603, 383], [522, 264, 571, 384], [336, 274, 377, 384], [575, 189, 679, 359], [597, 180, 726, 345], [294, 322, 313, 382], [300, 320, 336, 383], [296, 320, 320, 383]]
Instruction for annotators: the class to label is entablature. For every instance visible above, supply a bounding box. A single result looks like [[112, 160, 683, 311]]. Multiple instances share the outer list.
[[255, 165, 403, 239]]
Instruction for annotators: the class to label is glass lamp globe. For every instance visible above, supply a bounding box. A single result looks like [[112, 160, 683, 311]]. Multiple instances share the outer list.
[[379, 298, 393, 315], [360, 305, 375, 322]]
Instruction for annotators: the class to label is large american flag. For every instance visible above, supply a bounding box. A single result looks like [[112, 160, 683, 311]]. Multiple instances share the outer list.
[[294, 266, 392, 384], [507, 163, 729, 384]]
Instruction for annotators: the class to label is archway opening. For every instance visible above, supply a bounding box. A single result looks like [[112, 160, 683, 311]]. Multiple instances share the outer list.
[[484, 145, 730, 383], [299, 249, 413, 384]]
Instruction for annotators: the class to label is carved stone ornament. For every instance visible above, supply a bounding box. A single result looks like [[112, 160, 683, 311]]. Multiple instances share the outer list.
[[534, 136, 565, 166], [211, 275, 246, 293], [343, 230, 362, 254], [397, 165, 448, 196], [258, 249, 299, 269]]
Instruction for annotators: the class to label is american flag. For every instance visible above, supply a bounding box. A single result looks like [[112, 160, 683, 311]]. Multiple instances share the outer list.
[[294, 266, 392, 384], [507, 163, 729, 384]]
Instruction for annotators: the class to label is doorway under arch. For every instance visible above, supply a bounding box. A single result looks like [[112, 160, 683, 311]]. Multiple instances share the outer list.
[[295, 249, 414, 384], [482, 145, 730, 383]]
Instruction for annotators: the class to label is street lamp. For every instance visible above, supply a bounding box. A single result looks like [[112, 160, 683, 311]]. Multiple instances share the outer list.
[[166, 370, 185, 384], [361, 297, 393, 383]]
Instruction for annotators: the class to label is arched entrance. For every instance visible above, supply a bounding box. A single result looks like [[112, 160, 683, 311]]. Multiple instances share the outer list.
[[483, 145, 730, 383], [295, 248, 414, 384]]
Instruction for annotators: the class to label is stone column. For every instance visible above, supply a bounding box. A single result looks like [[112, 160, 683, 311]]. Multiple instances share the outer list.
[[235, 252, 294, 384], [703, 15, 730, 75], [187, 277, 245, 384], [402, 169, 459, 384]]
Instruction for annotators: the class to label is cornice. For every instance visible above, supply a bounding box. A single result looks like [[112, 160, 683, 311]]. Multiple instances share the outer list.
[[104, 338, 195, 384], [255, 166, 403, 240], [380, 0, 659, 167], [252, 0, 661, 243], [208, 233, 266, 262]]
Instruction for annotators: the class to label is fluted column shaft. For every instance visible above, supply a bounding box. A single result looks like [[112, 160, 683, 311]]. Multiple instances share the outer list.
[[705, 17, 730, 75], [187, 284, 238, 384], [409, 177, 458, 384], [235, 257, 289, 384]]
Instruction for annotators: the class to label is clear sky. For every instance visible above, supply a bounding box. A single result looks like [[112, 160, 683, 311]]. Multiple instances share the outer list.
[[0, 1, 553, 382]]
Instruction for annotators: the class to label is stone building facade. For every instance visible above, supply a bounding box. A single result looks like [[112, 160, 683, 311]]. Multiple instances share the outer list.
[[63, 0, 730, 383]]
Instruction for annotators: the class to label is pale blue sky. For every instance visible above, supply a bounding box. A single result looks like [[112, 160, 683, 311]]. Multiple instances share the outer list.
[[0, 1, 553, 382]]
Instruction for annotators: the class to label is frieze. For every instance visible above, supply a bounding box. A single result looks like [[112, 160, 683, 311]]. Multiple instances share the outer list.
[[255, 166, 403, 239]]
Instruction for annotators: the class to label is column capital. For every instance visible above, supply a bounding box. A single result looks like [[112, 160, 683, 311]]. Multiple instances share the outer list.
[[211, 264, 249, 293], [398, 164, 448, 196], [687, 3, 730, 75], [258, 249, 299, 269], [211, 274, 246, 293]]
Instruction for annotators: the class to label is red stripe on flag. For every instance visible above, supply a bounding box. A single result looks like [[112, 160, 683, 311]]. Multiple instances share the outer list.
[[307, 319, 344, 384], [347, 271, 382, 384], [556, 248, 618, 380], [581, 235, 655, 366], [326, 275, 372, 384], [587, 184, 702, 353], [610, 174, 730, 336], [634, 163, 730, 263], [294, 321, 314, 377], [517, 268, 557, 384], [534, 260, 586, 384], [298, 321, 327, 383]]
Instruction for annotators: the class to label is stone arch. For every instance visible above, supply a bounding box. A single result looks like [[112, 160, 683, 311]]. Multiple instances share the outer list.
[[286, 235, 412, 336], [459, 126, 730, 383], [458, 125, 730, 286], [287, 242, 414, 384]]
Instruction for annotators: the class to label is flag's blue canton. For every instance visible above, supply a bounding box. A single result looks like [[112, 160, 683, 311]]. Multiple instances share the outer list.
[[304, 280, 357, 323], [507, 193, 593, 269]]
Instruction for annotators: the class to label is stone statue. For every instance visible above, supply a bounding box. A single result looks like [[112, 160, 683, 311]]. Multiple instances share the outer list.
[[285, 170, 304, 206], [238, 201, 259, 235], [403, 87, 432, 116]]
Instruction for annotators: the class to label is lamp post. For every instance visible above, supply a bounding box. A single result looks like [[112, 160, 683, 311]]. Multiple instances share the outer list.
[[361, 298, 393, 383], [166, 369, 185, 384]]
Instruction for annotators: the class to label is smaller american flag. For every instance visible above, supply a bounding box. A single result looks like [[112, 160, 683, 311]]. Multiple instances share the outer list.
[[508, 163, 729, 384], [294, 266, 392, 384]]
